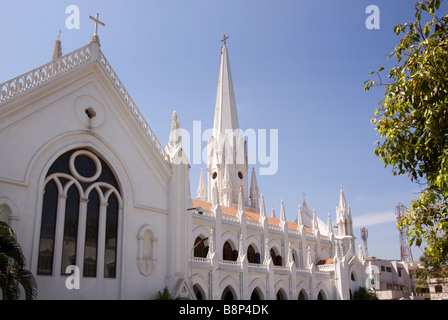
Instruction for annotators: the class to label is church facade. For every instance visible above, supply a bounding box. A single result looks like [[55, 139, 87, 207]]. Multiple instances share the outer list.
[[0, 26, 365, 300], [188, 39, 366, 300]]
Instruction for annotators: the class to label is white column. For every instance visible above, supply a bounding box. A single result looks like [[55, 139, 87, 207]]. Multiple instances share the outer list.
[[76, 198, 88, 277], [53, 194, 67, 276], [96, 201, 108, 278]]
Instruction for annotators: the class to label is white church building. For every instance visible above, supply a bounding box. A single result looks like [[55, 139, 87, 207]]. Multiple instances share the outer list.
[[0, 19, 366, 300]]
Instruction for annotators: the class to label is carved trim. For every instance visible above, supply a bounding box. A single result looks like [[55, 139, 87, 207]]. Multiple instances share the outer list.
[[0, 44, 92, 103], [98, 51, 169, 163]]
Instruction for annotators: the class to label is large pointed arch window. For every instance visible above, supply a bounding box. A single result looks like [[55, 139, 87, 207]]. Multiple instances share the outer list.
[[37, 149, 122, 279]]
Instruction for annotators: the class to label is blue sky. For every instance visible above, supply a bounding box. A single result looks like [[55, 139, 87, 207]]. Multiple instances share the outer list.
[[2, 0, 443, 261]]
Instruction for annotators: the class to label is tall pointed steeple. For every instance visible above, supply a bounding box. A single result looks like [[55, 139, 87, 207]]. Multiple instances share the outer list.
[[213, 35, 240, 137], [339, 185, 347, 210], [250, 168, 259, 209], [197, 168, 207, 201], [206, 36, 249, 208]]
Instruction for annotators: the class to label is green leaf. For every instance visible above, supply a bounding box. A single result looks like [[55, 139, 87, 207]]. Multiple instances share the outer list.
[[366, 0, 448, 265]]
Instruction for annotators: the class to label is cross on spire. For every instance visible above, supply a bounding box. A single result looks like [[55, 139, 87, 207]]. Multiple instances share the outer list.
[[221, 34, 229, 46], [302, 192, 307, 203], [89, 13, 105, 36]]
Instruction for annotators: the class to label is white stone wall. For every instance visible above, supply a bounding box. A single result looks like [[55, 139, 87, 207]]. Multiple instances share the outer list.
[[0, 53, 188, 299], [190, 208, 338, 300]]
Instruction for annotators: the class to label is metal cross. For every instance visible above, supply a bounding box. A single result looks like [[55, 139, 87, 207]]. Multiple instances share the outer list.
[[302, 192, 307, 202], [89, 13, 105, 36], [221, 34, 229, 46]]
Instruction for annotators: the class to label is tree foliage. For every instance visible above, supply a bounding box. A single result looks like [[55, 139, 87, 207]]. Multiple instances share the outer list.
[[353, 287, 378, 300], [0, 221, 37, 300], [411, 252, 448, 292], [154, 286, 173, 300], [365, 0, 448, 265]]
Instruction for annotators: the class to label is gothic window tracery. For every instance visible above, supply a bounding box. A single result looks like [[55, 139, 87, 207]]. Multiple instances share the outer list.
[[37, 149, 121, 279]]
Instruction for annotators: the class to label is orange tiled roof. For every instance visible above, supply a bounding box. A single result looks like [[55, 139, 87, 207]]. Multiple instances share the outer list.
[[192, 199, 313, 233], [316, 258, 334, 265]]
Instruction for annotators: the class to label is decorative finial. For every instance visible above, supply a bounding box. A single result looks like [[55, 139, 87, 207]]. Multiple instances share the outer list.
[[221, 34, 229, 46], [57, 29, 62, 41], [52, 30, 63, 61]]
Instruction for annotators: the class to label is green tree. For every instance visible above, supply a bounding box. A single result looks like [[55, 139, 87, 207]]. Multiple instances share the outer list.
[[364, 0, 448, 265], [0, 221, 37, 300], [411, 252, 448, 293], [154, 286, 173, 300], [353, 287, 378, 300]]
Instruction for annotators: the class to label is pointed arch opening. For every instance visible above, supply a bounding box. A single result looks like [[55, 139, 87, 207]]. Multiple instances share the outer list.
[[194, 236, 209, 258], [221, 286, 236, 300], [250, 287, 264, 300], [247, 244, 260, 264], [193, 284, 206, 301], [223, 240, 238, 261], [318, 290, 327, 300], [270, 248, 283, 266], [276, 288, 287, 300], [298, 289, 308, 300]]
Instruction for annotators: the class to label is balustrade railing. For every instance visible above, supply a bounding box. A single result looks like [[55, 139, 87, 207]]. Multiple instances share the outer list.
[[0, 43, 170, 164], [98, 51, 168, 162], [1, 44, 92, 103]]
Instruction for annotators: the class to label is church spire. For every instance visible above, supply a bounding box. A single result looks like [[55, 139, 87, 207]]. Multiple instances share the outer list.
[[206, 36, 249, 209], [250, 168, 259, 209], [213, 35, 239, 137], [339, 185, 347, 210], [197, 168, 207, 201], [51, 30, 62, 61]]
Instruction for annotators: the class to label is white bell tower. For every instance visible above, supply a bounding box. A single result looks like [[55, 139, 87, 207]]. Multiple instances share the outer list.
[[206, 35, 249, 208]]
